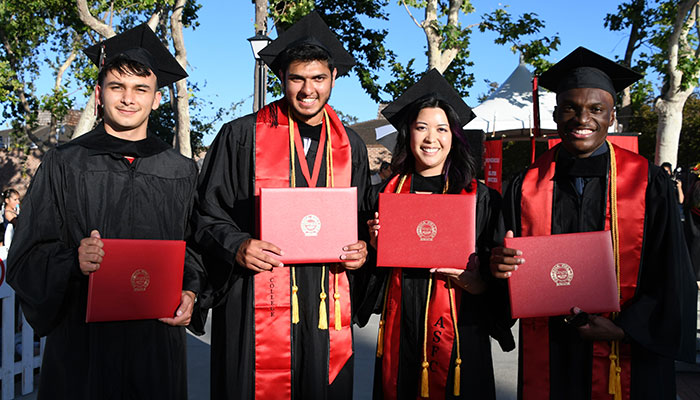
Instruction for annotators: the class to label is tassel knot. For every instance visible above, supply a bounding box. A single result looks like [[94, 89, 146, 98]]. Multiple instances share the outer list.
[[421, 361, 430, 398], [453, 358, 462, 396], [318, 292, 328, 330], [333, 292, 342, 331], [291, 282, 299, 324]]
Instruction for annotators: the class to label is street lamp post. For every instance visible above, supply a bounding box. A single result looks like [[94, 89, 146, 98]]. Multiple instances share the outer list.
[[248, 33, 272, 112]]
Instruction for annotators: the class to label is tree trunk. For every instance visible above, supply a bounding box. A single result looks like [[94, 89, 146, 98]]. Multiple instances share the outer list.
[[73, 0, 117, 138], [653, 0, 699, 167], [171, 0, 191, 158], [617, 0, 645, 132], [423, 0, 461, 73], [253, 0, 269, 112], [654, 95, 689, 166], [72, 93, 97, 139]]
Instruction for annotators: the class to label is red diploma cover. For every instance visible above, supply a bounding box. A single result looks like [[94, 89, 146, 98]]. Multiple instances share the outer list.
[[376, 193, 476, 269], [259, 187, 357, 264], [86, 239, 185, 322], [505, 230, 620, 319]]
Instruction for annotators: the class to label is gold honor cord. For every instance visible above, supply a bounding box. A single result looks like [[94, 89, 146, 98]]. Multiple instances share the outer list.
[[287, 107, 335, 330], [420, 176, 452, 398], [420, 274, 434, 398], [607, 141, 622, 400], [319, 265, 328, 329], [447, 278, 462, 396]]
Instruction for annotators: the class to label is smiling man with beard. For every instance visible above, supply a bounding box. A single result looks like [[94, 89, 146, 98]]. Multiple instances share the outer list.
[[189, 12, 371, 400], [490, 47, 697, 400]]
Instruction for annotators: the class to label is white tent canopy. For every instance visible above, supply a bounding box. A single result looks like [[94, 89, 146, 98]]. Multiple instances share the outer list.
[[465, 61, 558, 137]]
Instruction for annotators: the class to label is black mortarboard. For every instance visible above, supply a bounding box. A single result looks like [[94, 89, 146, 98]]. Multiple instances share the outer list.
[[258, 11, 355, 78], [381, 69, 476, 130], [83, 23, 187, 88], [538, 46, 642, 97]]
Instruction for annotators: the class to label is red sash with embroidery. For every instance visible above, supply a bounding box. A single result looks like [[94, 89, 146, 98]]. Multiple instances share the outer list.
[[379, 174, 475, 399], [252, 99, 353, 399], [519, 143, 647, 400]]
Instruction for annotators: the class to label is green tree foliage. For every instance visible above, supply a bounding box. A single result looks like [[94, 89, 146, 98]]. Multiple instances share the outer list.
[[267, 1, 558, 103], [386, 1, 559, 98], [626, 89, 700, 168], [0, 0, 73, 147], [604, 0, 700, 166], [0, 0, 217, 155], [479, 7, 560, 74], [269, 0, 393, 102]]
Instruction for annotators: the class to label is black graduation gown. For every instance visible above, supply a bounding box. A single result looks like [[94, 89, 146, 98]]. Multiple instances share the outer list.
[[354, 175, 515, 400], [189, 113, 371, 400], [684, 180, 700, 280], [503, 149, 698, 400], [7, 124, 204, 400]]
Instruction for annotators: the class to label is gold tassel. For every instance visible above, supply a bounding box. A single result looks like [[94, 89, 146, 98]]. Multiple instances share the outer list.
[[291, 284, 300, 324], [376, 273, 393, 358], [446, 279, 462, 397], [421, 274, 434, 399], [421, 361, 430, 398], [333, 269, 341, 331], [291, 267, 299, 324], [615, 365, 622, 400], [334, 292, 341, 331], [318, 265, 328, 330], [608, 352, 617, 395], [376, 319, 385, 357], [318, 292, 328, 330], [453, 358, 461, 396]]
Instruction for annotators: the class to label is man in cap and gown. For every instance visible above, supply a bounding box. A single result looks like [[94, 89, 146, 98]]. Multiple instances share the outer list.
[[7, 24, 203, 399], [490, 47, 698, 399], [189, 12, 370, 400]]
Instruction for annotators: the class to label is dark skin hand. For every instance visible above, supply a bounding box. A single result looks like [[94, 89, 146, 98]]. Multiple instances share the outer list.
[[236, 238, 368, 272], [159, 290, 196, 327], [571, 307, 625, 341], [236, 238, 285, 272], [430, 258, 486, 295], [489, 230, 524, 279]]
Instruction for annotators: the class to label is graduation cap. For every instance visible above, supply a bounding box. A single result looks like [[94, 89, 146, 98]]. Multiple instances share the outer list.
[[258, 11, 355, 78], [381, 68, 476, 130], [83, 23, 187, 88], [538, 46, 643, 98]]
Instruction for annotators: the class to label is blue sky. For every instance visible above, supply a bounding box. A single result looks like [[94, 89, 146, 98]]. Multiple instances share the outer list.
[[29, 1, 639, 146]]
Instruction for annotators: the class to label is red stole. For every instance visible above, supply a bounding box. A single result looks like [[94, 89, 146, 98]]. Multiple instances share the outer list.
[[379, 174, 475, 399], [252, 99, 353, 399], [519, 142, 647, 400]]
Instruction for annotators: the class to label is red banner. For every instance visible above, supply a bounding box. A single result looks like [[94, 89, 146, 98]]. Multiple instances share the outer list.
[[483, 139, 503, 193]]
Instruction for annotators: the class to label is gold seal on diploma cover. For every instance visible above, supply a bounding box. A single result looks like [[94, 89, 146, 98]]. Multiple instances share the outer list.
[[301, 214, 322, 237], [416, 220, 437, 241], [550, 263, 574, 286], [131, 269, 150, 292]]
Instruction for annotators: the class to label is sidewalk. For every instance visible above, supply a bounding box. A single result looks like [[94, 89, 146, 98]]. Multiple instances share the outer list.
[[13, 312, 700, 400]]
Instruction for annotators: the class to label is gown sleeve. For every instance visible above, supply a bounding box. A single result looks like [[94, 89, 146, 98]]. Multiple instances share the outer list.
[[7, 150, 82, 336], [343, 127, 379, 323], [189, 118, 256, 314], [475, 183, 515, 351], [615, 165, 698, 362]]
